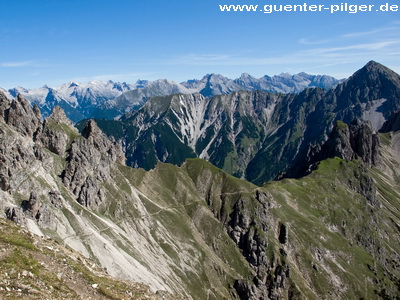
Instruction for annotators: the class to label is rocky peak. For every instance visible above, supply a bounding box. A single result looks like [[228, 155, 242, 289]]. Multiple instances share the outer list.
[[81, 119, 103, 139], [49, 105, 74, 127], [62, 119, 125, 208], [80, 119, 124, 164], [363, 60, 389, 72], [348, 119, 380, 165], [336, 61, 400, 101], [2, 93, 41, 137], [38, 106, 78, 156], [0, 90, 10, 120]]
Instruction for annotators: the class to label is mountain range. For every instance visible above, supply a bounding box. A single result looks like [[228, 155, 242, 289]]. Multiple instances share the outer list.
[[1, 65, 400, 298], [86, 61, 400, 185], [1, 61, 400, 299], [0, 72, 341, 123]]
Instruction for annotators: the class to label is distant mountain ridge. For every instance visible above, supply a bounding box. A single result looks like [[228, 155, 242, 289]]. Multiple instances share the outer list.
[[0, 71, 341, 122], [86, 61, 400, 185]]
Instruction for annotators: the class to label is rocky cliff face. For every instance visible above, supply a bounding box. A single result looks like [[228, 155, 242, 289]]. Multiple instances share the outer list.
[[287, 119, 381, 179], [62, 119, 125, 208]]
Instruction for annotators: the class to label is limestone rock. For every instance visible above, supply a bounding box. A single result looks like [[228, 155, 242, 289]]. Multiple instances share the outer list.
[[0, 91, 10, 120], [4, 94, 41, 137], [49, 105, 74, 127], [38, 106, 77, 156], [62, 119, 124, 208], [288, 119, 380, 178]]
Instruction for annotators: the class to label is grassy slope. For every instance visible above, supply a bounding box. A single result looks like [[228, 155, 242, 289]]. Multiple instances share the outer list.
[[112, 161, 255, 300], [263, 148, 400, 298], [182, 141, 400, 299]]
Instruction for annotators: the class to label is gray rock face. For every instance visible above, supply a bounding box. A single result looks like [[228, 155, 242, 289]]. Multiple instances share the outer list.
[[228, 198, 291, 300], [0, 93, 41, 137], [0, 128, 38, 192], [380, 111, 400, 133], [62, 119, 124, 208], [0, 91, 10, 120], [49, 105, 74, 127], [39, 106, 78, 156], [81, 119, 125, 164], [325, 119, 380, 166], [287, 119, 380, 179]]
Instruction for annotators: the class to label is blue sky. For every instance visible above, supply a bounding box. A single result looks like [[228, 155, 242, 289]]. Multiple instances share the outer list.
[[0, 0, 399, 89]]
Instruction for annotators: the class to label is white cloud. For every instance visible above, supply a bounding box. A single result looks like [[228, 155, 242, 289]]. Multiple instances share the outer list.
[[1, 61, 36, 67], [169, 39, 399, 68], [307, 41, 400, 55], [342, 26, 400, 38]]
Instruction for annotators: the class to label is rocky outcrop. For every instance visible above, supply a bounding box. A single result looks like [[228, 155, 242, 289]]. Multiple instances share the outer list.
[[0, 91, 41, 137], [379, 111, 400, 133], [228, 197, 293, 300], [39, 106, 78, 156], [287, 119, 380, 178], [0, 91, 10, 120], [62, 119, 124, 208], [0, 128, 38, 193], [4, 94, 41, 137], [324, 119, 380, 166], [184, 161, 296, 299]]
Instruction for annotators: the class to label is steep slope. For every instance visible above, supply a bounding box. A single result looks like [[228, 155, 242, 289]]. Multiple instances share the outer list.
[[91, 61, 400, 185], [83, 91, 284, 178], [0, 94, 255, 299], [1, 92, 400, 299], [0, 218, 169, 300]]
